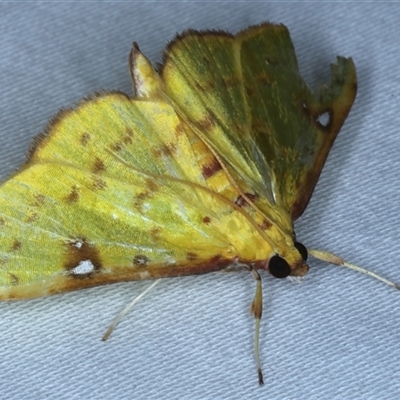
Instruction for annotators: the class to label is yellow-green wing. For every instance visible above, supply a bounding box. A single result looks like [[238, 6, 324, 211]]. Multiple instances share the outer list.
[[0, 93, 289, 300], [161, 23, 357, 220]]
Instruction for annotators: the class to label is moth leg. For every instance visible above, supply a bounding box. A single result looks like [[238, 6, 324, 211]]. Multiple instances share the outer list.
[[102, 279, 161, 341], [250, 268, 264, 386]]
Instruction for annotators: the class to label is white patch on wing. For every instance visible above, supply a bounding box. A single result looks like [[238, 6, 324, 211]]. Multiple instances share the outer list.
[[70, 260, 95, 275]]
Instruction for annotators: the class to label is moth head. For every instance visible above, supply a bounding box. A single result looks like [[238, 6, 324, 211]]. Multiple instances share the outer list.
[[268, 241, 309, 278]]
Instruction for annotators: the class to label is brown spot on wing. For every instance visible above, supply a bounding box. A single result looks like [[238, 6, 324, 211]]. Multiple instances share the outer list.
[[32, 194, 45, 207], [150, 227, 162, 241], [92, 177, 107, 190], [111, 141, 123, 152], [201, 157, 222, 179], [133, 190, 153, 209], [202, 216, 211, 224], [175, 123, 186, 137], [234, 192, 258, 207], [25, 212, 38, 223], [197, 114, 217, 131], [92, 157, 106, 173], [260, 219, 272, 231], [235, 195, 247, 207], [80, 132, 91, 146], [11, 240, 21, 251], [153, 142, 177, 158], [123, 127, 133, 145], [133, 180, 158, 209], [65, 185, 80, 204]]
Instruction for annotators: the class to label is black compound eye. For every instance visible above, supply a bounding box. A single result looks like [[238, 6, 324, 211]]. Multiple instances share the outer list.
[[294, 241, 308, 262], [269, 255, 291, 278]]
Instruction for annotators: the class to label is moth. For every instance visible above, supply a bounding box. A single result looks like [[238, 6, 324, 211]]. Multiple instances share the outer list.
[[0, 22, 396, 385]]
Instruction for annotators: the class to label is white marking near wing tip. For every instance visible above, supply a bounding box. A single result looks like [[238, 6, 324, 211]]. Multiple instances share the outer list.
[[71, 260, 95, 275], [112, 213, 118, 220]]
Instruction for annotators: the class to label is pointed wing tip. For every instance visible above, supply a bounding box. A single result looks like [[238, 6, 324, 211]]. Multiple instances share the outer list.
[[128, 42, 162, 99], [129, 42, 142, 65]]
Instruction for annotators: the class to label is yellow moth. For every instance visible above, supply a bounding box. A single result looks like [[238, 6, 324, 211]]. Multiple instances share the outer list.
[[0, 23, 397, 385]]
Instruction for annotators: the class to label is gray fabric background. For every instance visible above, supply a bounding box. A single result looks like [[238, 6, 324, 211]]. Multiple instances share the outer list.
[[1, 2, 400, 399]]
